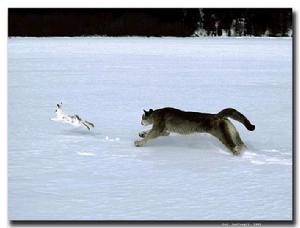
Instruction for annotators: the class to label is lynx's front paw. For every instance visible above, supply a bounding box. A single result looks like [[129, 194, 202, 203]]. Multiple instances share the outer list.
[[134, 140, 145, 147], [139, 131, 147, 138]]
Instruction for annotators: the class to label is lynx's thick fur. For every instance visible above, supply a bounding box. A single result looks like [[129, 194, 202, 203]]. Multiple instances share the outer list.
[[134, 107, 255, 155]]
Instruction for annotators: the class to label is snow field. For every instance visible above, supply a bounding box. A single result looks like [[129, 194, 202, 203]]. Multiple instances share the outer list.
[[8, 37, 292, 220]]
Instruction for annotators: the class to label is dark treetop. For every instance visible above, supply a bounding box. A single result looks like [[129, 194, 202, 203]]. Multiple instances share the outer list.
[[8, 8, 292, 37]]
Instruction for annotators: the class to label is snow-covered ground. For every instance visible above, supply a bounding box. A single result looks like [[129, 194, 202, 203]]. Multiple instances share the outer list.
[[8, 37, 293, 220]]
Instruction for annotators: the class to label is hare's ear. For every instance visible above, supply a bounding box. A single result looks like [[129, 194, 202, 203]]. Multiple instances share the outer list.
[[57, 104, 60, 108]]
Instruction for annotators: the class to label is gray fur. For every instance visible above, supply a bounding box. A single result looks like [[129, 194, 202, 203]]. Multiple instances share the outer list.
[[135, 107, 255, 155]]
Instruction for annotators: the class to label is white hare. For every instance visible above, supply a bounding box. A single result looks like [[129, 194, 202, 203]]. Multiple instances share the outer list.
[[51, 103, 94, 130]]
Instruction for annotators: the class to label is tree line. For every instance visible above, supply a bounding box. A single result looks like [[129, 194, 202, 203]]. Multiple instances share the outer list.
[[8, 8, 292, 37]]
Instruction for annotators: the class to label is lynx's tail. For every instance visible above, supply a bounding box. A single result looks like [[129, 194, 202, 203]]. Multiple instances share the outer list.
[[218, 108, 255, 131]]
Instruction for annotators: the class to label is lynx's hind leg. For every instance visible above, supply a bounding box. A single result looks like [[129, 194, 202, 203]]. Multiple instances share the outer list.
[[212, 119, 243, 155], [160, 130, 170, 136], [225, 120, 246, 155], [234, 130, 244, 146], [229, 121, 247, 154]]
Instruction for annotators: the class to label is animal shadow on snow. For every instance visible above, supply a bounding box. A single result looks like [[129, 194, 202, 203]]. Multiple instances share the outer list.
[[144, 134, 229, 153], [61, 128, 101, 137]]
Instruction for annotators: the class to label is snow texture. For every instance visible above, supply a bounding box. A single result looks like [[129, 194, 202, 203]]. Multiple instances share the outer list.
[[8, 37, 292, 220]]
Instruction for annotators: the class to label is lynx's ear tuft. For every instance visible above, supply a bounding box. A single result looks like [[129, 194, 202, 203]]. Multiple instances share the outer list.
[[143, 109, 147, 114], [149, 109, 154, 113]]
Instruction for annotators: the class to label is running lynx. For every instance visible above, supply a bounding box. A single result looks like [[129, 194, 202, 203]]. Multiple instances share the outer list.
[[134, 107, 255, 155]]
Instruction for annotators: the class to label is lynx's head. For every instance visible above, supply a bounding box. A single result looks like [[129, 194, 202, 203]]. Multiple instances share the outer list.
[[141, 109, 154, 126]]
